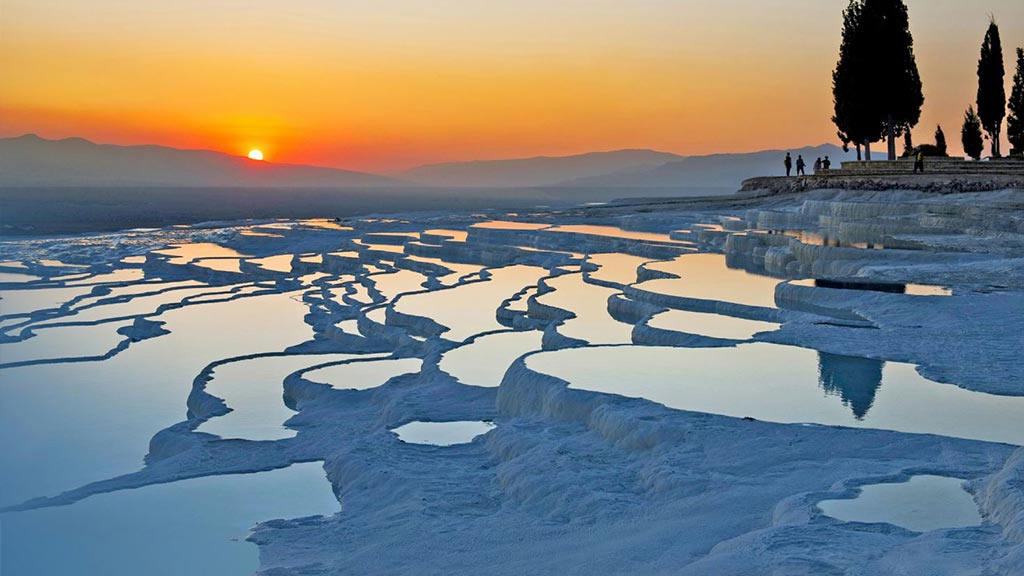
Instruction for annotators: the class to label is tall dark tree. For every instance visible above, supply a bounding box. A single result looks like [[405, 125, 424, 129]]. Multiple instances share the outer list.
[[1008, 47, 1024, 156], [832, 1, 880, 160], [962, 107, 984, 161], [935, 125, 947, 156], [862, 0, 924, 160], [977, 18, 1006, 157], [832, 0, 923, 161]]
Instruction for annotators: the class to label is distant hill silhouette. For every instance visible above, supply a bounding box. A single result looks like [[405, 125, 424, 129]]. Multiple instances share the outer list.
[[0, 134, 402, 187], [1, 135, 857, 192], [401, 149, 685, 187], [558, 144, 856, 188], [400, 145, 855, 189]]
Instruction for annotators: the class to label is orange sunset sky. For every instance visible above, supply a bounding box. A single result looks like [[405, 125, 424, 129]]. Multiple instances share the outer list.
[[2, 0, 1023, 172]]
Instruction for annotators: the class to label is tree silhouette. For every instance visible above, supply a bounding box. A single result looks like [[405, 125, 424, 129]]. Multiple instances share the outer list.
[[833, 0, 923, 161], [832, 1, 881, 160], [1008, 48, 1024, 157], [864, 0, 923, 160], [962, 107, 985, 160], [935, 125, 948, 156], [818, 352, 884, 420], [977, 18, 1006, 157]]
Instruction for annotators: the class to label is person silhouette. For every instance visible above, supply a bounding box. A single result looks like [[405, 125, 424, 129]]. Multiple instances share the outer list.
[[784, 153, 792, 177], [796, 155, 806, 176], [813, 157, 822, 172], [823, 156, 831, 170]]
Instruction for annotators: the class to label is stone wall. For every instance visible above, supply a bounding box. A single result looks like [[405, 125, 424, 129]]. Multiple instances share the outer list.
[[837, 157, 1024, 175], [740, 173, 1024, 194]]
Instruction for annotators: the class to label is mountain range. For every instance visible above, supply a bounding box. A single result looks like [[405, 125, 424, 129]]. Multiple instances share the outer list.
[[0, 134, 853, 190], [0, 134, 399, 188], [559, 145, 852, 188], [399, 149, 684, 187]]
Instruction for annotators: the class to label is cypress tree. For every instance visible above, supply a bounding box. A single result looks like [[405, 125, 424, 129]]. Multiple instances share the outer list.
[[861, 0, 924, 160], [1008, 48, 1024, 157], [962, 107, 984, 161], [902, 130, 913, 157], [833, 0, 922, 161], [833, 1, 862, 160], [935, 125, 947, 156], [977, 18, 1006, 157], [832, 1, 882, 161]]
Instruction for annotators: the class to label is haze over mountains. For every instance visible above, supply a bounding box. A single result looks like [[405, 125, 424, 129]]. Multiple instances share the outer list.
[[403, 145, 853, 189], [399, 149, 685, 187], [1, 135, 853, 191], [0, 134, 399, 188], [560, 145, 854, 188]]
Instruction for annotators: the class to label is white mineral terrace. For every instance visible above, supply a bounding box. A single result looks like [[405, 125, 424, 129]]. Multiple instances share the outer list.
[[0, 188, 1022, 575]]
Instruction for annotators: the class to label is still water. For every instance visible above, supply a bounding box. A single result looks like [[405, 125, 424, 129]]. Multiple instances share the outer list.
[[818, 475, 982, 532], [526, 344, 1024, 446], [391, 421, 496, 446], [0, 463, 339, 576]]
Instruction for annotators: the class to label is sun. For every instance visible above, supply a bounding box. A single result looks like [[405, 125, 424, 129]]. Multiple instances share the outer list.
[[247, 149, 264, 161]]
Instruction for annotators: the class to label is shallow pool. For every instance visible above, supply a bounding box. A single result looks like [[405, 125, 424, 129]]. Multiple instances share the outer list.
[[197, 353, 387, 440], [440, 330, 544, 387], [0, 291, 315, 507], [586, 253, 656, 285], [818, 475, 982, 532], [536, 274, 634, 344], [391, 421, 496, 446], [395, 265, 547, 341], [0, 462, 339, 576], [635, 253, 782, 309], [304, 357, 423, 390], [526, 343, 1024, 446], [647, 309, 780, 341]]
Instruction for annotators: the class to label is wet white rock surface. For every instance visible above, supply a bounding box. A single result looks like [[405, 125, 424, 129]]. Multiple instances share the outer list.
[[1, 190, 1022, 575]]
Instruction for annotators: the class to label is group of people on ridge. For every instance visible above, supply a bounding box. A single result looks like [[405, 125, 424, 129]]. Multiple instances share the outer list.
[[784, 153, 831, 177], [784, 150, 926, 177]]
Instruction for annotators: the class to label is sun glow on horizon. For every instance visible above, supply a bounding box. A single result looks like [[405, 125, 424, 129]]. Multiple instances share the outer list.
[[2, 1, 1022, 169], [247, 149, 264, 161]]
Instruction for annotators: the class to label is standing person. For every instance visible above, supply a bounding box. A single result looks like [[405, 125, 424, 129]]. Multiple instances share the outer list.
[[813, 157, 822, 172], [914, 150, 925, 173], [796, 155, 806, 176], [823, 156, 831, 170], [784, 153, 792, 177]]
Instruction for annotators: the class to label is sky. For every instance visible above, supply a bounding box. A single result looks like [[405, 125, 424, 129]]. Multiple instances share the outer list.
[[2, 0, 1022, 172]]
